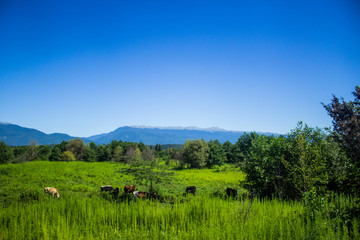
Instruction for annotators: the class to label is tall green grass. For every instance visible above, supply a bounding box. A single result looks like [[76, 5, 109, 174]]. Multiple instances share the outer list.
[[0, 161, 359, 239], [1, 195, 358, 239]]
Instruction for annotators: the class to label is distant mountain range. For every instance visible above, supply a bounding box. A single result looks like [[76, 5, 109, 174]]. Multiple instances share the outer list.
[[0, 122, 278, 146], [0, 122, 74, 146]]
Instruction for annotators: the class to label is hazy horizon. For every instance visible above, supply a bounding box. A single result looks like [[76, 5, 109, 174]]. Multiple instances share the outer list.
[[1, 1, 359, 137]]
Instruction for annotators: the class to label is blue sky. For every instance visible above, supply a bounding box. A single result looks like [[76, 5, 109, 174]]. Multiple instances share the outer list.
[[0, 0, 359, 137]]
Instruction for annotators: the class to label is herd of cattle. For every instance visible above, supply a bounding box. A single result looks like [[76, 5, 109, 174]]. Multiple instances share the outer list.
[[44, 185, 238, 200]]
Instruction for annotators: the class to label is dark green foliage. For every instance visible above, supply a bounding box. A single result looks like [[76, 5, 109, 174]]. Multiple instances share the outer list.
[[286, 123, 329, 196], [49, 146, 62, 161], [223, 141, 235, 163], [242, 122, 347, 199], [154, 144, 162, 152], [243, 134, 291, 199], [37, 145, 51, 160], [0, 141, 13, 164], [207, 140, 226, 167], [233, 132, 259, 164], [19, 188, 42, 202], [82, 146, 97, 162], [58, 140, 68, 152], [66, 138, 85, 160], [96, 144, 111, 162], [323, 85, 360, 193]]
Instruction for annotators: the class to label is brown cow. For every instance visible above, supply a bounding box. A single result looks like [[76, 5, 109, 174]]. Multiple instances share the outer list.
[[133, 191, 157, 201], [124, 185, 136, 193], [44, 187, 60, 198]]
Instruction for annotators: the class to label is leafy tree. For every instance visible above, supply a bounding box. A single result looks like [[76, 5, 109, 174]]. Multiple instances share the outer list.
[[111, 145, 124, 162], [207, 140, 226, 167], [322, 135, 350, 192], [322, 85, 360, 193], [28, 140, 39, 161], [131, 148, 142, 161], [61, 151, 76, 162], [83, 146, 97, 162], [97, 144, 111, 162], [287, 122, 328, 196], [58, 140, 68, 152], [242, 123, 336, 199], [37, 145, 51, 160], [66, 138, 85, 160], [155, 144, 162, 153], [183, 139, 209, 168], [0, 141, 13, 164], [138, 142, 146, 152], [233, 132, 259, 164], [223, 141, 235, 163], [49, 146, 62, 161], [124, 145, 139, 163], [119, 156, 174, 193], [12, 146, 31, 163], [89, 141, 97, 152], [243, 135, 291, 199], [142, 147, 154, 161]]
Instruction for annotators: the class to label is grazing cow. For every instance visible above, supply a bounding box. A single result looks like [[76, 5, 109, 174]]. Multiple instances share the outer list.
[[186, 186, 196, 196], [100, 185, 113, 192], [226, 187, 237, 198], [44, 187, 60, 198], [133, 191, 157, 201], [124, 185, 136, 193], [111, 187, 120, 197]]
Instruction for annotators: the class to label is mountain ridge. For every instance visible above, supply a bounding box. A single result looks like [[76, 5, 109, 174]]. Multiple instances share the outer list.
[[0, 122, 279, 146]]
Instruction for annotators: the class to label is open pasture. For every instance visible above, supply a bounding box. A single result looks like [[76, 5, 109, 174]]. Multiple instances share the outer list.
[[0, 161, 359, 239]]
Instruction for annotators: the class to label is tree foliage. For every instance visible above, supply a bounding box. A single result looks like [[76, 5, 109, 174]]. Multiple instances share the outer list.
[[119, 151, 174, 193], [207, 140, 226, 167], [66, 138, 85, 161], [182, 139, 209, 168], [61, 151, 76, 162], [242, 122, 346, 199], [49, 146, 62, 161], [0, 141, 13, 164], [323, 85, 360, 193]]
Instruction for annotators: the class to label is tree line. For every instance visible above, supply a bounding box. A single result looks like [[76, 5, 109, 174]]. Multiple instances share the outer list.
[[1, 86, 359, 199]]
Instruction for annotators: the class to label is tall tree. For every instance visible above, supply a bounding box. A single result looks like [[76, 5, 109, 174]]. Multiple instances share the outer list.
[[49, 146, 62, 161], [182, 139, 209, 168], [111, 145, 124, 162], [66, 138, 85, 160], [0, 141, 13, 164], [233, 132, 259, 164], [83, 146, 97, 162], [207, 140, 226, 167], [323, 85, 360, 192]]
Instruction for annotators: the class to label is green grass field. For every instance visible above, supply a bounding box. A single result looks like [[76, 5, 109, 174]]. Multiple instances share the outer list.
[[0, 161, 359, 239]]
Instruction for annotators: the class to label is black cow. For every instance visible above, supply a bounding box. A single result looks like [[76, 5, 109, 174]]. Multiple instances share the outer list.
[[100, 185, 113, 192], [111, 187, 120, 197], [186, 186, 196, 196], [226, 187, 237, 198]]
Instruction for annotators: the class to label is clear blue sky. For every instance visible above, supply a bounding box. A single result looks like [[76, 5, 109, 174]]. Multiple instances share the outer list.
[[0, 0, 359, 137]]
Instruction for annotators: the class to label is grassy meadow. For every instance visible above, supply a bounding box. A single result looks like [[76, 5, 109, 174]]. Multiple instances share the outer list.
[[0, 161, 359, 239]]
